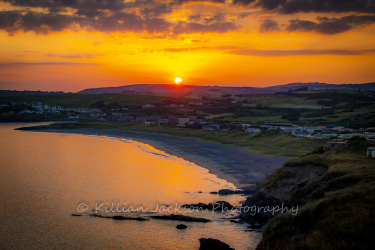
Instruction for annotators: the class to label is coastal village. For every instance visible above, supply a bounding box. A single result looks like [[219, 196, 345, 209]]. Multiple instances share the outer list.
[[2, 100, 375, 143]]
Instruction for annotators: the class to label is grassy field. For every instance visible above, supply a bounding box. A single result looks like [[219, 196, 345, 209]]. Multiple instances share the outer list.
[[243, 95, 324, 110], [257, 139, 375, 249], [20, 121, 328, 157], [3, 90, 375, 127], [0, 93, 193, 109]]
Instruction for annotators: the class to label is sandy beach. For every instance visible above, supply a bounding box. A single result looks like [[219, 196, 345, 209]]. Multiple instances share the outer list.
[[23, 127, 293, 189]]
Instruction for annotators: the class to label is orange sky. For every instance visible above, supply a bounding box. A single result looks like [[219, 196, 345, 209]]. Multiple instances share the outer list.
[[0, 0, 374, 92]]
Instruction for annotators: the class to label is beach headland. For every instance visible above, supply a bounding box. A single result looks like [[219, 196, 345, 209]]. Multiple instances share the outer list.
[[16, 125, 293, 189]]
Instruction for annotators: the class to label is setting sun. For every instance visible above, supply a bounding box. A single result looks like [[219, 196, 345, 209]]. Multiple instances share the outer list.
[[174, 78, 182, 84]]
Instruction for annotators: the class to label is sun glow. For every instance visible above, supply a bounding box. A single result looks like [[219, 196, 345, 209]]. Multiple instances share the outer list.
[[174, 77, 182, 84]]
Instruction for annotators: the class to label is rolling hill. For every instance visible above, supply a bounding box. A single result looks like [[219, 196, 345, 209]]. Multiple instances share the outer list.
[[78, 82, 375, 98]]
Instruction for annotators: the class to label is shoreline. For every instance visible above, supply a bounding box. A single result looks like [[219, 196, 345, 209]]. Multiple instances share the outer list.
[[17, 126, 294, 189]]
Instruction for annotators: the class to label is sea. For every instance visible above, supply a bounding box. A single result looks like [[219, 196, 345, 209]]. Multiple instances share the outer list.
[[0, 123, 261, 250]]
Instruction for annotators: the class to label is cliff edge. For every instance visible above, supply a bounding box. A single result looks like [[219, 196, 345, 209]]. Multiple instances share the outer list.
[[240, 138, 375, 249]]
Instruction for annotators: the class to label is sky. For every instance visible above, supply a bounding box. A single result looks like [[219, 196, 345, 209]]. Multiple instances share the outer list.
[[0, 0, 374, 92]]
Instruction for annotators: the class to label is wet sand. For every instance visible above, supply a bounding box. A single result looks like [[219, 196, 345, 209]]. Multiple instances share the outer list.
[[24, 127, 293, 189]]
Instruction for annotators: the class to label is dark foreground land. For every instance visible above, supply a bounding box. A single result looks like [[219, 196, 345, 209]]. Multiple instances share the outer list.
[[240, 138, 375, 249]]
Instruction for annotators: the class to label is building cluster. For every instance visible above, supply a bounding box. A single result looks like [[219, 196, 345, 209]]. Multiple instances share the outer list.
[[0, 101, 65, 114], [105, 115, 191, 125], [31, 102, 65, 114], [3, 100, 374, 142], [260, 124, 375, 140]]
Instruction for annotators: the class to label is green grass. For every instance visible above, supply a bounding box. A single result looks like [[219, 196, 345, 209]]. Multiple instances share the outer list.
[[0, 93, 193, 109], [256, 139, 375, 249], [244, 95, 323, 110], [3, 90, 375, 127], [220, 115, 287, 123], [19, 121, 328, 157]]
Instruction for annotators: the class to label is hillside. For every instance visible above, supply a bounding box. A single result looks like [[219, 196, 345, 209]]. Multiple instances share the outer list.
[[77, 84, 272, 98], [2, 89, 375, 127], [77, 82, 375, 98], [240, 138, 375, 249], [0, 93, 193, 109]]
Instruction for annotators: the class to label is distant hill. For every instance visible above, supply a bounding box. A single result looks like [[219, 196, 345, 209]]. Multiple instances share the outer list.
[[266, 82, 375, 92], [77, 84, 272, 98], [77, 82, 375, 98]]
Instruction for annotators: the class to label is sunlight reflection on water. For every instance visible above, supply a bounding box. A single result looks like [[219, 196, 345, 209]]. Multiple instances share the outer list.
[[0, 123, 261, 250]]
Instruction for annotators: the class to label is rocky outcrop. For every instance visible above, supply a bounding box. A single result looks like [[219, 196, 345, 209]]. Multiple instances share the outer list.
[[199, 238, 235, 250], [218, 189, 235, 195], [210, 189, 255, 195], [176, 224, 187, 229], [112, 215, 149, 221], [181, 201, 235, 212], [151, 214, 211, 223], [250, 141, 375, 249], [239, 162, 328, 224]]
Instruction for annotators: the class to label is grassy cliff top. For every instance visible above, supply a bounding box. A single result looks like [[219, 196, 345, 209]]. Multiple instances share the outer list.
[[257, 139, 375, 249]]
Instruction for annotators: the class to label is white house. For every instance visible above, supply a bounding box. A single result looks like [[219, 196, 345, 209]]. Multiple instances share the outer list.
[[142, 104, 155, 108], [178, 117, 189, 125], [367, 147, 375, 158], [188, 101, 203, 106], [245, 128, 260, 133], [69, 115, 80, 119]]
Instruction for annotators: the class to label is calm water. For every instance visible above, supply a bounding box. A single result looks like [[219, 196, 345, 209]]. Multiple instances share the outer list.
[[0, 123, 261, 250]]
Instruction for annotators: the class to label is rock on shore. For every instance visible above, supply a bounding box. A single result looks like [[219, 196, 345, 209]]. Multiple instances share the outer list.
[[199, 238, 235, 250], [151, 214, 211, 223], [181, 201, 235, 212]]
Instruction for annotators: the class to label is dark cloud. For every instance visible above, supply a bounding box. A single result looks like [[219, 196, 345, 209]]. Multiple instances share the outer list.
[[0, 9, 238, 35], [173, 21, 239, 34], [203, 14, 225, 23], [0, 10, 79, 34], [1, 0, 374, 36], [0, 10, 22, 34], [283, 0, 375, 14], [21, 11, 78, 33], [256, 0, 375, 14], [140, 2, 174, 18], [189, 13, 227, 24], [0, 0, 239, 35], [188, 14, 201, 21], [286, 15, 375, 35], [230, 48, 375, 56], [259, 19, 280, 33], [144, 17, 173, 33], [237, 12, 254, 19], [232, 0, 256, 6], [175, 0, 226, 4], [1, 0, 130, 11], [256, 0, 286, 10], [75, 9, 103, 18], [232, 0, 375, 14]]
